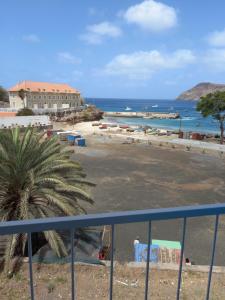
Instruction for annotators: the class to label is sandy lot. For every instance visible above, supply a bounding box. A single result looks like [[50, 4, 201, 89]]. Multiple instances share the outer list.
[[71, 134, 225, 266]]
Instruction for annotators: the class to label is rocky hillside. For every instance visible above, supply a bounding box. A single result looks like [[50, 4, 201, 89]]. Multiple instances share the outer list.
[[177, 82, 225, 100]]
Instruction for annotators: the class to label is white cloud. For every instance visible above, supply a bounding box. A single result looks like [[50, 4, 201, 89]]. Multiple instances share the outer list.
[[123, 0, 177, 32], [103, 49, 195, 79], [207, 29, 225, 47], [80, 21, 122, 44], [57, 52, 81, 64], [203, 49, 225, 71], [22, 34, 40, 43]]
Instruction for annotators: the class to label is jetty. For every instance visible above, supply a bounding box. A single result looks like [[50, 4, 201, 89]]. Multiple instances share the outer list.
[[104, 111, 180, 119]]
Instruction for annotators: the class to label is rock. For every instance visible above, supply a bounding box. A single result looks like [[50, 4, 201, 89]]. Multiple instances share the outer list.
[[51, 105, 104, 123], [177, 82, 225, 101]]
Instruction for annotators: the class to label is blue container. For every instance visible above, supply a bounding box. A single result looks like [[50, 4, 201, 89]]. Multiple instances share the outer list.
[[134, 243, 159, 262], [67, 134, 81, 142], [75, 138, 86, 147]]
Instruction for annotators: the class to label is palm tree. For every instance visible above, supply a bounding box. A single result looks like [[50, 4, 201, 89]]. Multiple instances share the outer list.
[[18, 89, 26, 108], [0, 128, 94, 273]]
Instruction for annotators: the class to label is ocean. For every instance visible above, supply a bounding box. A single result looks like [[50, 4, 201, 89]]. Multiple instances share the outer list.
[[85, 98, 219, 134]]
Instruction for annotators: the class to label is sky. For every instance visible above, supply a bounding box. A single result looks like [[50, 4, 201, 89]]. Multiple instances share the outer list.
[[1, 0, 225, 99]]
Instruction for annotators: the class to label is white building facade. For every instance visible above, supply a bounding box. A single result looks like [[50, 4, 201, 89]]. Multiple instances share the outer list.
[[8, 81, 83, 110]]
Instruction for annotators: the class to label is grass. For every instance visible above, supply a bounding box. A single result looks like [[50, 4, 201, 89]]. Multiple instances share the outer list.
[[0, 263, 225, 299]]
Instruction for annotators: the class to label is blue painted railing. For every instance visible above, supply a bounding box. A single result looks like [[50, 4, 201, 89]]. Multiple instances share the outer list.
[[0, 203, 224, 300]]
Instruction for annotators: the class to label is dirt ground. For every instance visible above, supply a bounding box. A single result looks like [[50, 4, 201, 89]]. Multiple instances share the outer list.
[[0, 263, 224, 300], [72, 136, 225, 265]]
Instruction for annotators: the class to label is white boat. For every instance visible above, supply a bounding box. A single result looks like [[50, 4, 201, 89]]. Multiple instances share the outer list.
[[125, 106, 132, 111], [152, 105, 158, 108]]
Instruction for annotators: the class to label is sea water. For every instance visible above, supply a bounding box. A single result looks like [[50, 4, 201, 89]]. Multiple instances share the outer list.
[[86, 98, 220, 134]]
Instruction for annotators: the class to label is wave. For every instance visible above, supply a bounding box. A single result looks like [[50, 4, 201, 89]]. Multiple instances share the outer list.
[[182, 117, 196, 121]]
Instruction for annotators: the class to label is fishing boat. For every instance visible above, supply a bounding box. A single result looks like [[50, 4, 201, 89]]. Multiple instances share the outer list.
[[152, 104, 158, 108], [125, 106, 132, 111]]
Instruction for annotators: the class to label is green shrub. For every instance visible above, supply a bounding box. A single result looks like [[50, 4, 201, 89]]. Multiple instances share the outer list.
[[16, 108, 34, 116], [47, 282, 55, 293]]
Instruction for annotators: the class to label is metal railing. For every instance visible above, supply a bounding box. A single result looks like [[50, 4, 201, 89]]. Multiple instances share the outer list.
[[0, 203, 225, 300]]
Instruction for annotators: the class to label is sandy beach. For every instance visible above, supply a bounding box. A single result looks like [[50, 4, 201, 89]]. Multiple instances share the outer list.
[[54, 120, 225, 155]]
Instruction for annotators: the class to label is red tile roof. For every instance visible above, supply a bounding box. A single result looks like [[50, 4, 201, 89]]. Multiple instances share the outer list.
[[8, 81, 80, 94]]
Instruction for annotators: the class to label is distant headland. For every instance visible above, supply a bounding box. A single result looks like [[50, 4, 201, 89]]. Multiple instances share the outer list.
[[176, 82, 225, 101]]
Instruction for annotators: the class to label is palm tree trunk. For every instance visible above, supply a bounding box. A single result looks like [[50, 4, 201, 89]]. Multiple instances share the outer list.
[[220, 120, 224, 144]]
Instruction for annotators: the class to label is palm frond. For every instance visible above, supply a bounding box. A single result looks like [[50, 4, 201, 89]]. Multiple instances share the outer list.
[[0, 128, 94, 273]]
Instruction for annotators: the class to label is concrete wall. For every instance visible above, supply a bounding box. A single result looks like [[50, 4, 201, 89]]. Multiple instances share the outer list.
[[0, 115, 50, 128], [9, 93, 26, 109]]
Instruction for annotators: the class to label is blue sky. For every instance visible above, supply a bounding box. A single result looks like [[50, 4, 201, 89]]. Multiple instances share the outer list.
[[1, 0, 225, 99]]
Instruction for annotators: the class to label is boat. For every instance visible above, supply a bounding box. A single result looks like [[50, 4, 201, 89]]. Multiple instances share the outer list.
[[119, 124, 130, 129], [125, 106, 132, 111], [152, 105, 158, 108]]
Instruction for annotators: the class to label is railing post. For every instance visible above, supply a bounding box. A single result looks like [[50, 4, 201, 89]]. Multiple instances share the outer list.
[[71, 229, 75, 300], [109, 224, 115, 300], [176, 217, 187, 300], [144, 221, 152, 300], [28, 232, 35, 300], [205, 215, 219, 300]]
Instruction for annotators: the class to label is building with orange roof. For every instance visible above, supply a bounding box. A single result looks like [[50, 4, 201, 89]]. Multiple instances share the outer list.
[[8, 81, 83, 110]]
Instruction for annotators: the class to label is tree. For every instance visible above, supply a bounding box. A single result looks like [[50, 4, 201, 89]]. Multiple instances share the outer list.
[[0, 128, 94, 274], [0, 86, 9, 103], [16, 108, 34, 116], [18, 89, 26, 108], [197, 91, 225, 144]]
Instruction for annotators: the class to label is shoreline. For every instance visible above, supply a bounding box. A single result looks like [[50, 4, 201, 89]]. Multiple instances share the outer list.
[[53, 121, 225, 155], [103, 116, 220, 135]]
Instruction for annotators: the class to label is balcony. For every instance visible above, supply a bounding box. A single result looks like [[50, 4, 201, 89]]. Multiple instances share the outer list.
[[0, 203, 225, 299]]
